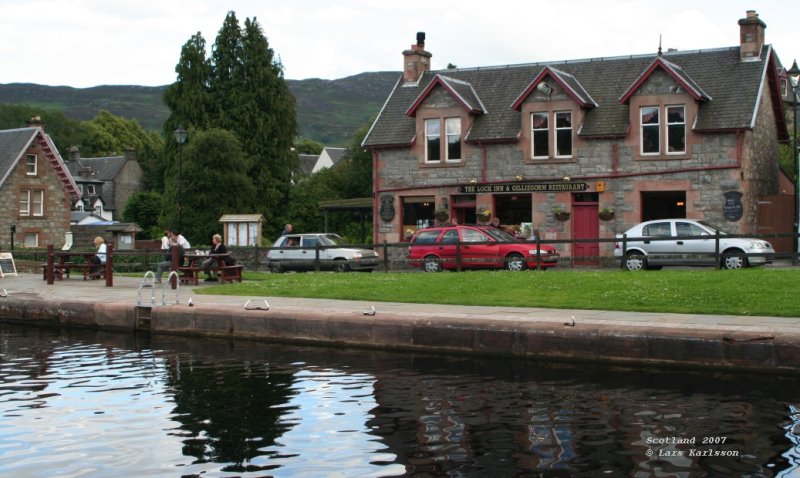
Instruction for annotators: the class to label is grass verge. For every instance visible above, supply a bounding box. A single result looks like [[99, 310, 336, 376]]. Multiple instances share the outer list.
[[192, 268, 800, 317]]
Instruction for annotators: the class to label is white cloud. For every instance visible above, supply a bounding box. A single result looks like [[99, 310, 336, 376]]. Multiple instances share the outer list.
[[0, 0, 797, 88]]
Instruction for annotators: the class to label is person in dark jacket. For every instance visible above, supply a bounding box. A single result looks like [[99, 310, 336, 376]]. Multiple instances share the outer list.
[[202, 234, 228, 281]]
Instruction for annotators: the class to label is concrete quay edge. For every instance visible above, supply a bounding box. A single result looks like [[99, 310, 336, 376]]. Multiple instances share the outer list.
[[1, 273, 799, 374]]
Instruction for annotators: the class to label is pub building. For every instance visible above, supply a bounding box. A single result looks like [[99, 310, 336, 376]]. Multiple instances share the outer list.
[[362, 11, 793, 261]]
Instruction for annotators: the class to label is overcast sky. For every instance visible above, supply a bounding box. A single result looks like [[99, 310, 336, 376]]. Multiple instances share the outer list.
[[1, 0, 799, 88]]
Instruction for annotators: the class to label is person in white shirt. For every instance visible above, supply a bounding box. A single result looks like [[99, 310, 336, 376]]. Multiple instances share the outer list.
[[90, 236, 106, 278], [155, 231, 191, 283]]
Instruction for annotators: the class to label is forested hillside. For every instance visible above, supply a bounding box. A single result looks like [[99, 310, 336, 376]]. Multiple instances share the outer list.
[[0, 71, 399, 146]]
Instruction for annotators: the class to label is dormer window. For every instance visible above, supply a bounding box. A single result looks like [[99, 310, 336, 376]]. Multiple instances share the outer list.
[[640, 105, 685, 156], [26, 154, 37, 175], [425, 117, 461, 163], [531, 111, 573, 159]]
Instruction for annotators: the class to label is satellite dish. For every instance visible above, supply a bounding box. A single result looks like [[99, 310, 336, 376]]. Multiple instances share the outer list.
[[537, 82, 553, 95]]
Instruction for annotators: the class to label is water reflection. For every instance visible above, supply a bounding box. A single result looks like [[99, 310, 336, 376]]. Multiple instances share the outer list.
[[1, 324, 800, 477]]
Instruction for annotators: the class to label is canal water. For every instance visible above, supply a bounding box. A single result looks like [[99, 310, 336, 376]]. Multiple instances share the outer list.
[[2, 324, 800, 477]]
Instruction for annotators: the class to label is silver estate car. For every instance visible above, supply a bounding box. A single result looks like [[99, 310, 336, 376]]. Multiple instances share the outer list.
[[614, 219, 775, 271], [267, 233, 379, 273]]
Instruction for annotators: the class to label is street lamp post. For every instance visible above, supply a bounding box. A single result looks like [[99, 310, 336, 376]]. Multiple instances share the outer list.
[[788, 61, 800, 261], [173, 126, 188, 231]]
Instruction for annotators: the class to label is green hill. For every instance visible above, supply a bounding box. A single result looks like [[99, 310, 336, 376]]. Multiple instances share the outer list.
[[0, 71, 399, 146]]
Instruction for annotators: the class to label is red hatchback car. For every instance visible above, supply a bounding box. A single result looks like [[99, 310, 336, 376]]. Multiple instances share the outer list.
[[408, 225, 559, 272]]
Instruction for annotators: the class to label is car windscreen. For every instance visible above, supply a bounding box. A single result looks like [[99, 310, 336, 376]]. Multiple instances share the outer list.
[[320, 234, 344, 246], [698, 221, 730, 235]]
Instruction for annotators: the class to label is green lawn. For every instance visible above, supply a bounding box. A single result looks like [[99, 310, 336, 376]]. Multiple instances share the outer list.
[[193, 268, 800, 317]]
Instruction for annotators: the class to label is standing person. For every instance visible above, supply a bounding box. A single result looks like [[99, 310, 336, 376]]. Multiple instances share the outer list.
[[160, 231, 170, 259], [281, 224, 293, 236], [90, 236, 106, 277], [202, 234, 228, 282]]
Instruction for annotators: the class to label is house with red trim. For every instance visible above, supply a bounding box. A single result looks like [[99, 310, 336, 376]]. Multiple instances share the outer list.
[[363, 10, 793, 259], [0, 119, 80, 249]]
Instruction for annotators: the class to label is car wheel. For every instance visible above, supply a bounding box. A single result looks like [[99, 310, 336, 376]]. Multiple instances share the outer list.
[[333, 259, 349, 273], [722, 249, 748, 270], [624, 252, 647, 271], [269, 263, 284, 274], [505, 253, 526, 271], [423, 255, 442, 272]]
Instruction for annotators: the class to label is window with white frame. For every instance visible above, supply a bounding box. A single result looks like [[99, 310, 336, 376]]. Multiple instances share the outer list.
[[640, 105, 686, 156], [531, 111, 573, 159], [24, 232, 39, 248], [425, 117, 461, 163], [87, 185, 96, 195], [445, 118, 461, 161], [531, 112, 549, 158], [19, 189, 44, 216], [555, 112, 573, 157], [640, 106, 660, 154], [783, 78, 789, 98], [26, 154, 37, 175], [666, 106, 686, 154]]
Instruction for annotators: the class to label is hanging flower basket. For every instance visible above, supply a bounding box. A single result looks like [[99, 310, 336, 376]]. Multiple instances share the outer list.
[[476, 209, 491, 223], [598, 208, 615, 221], [554, 210, 570, 221], [434, 208, 450, 223]]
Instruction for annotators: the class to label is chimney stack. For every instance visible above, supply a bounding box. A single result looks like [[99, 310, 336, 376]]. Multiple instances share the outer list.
[[402, 32, 432, 83], [26, 115, 44, 130], [738, 10, 766, 61], [67, 146, 80, 162], [124, 147, 138, 162]]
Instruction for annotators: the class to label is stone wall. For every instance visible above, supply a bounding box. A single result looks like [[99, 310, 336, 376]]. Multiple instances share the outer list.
[[0, 135, 72, 250]]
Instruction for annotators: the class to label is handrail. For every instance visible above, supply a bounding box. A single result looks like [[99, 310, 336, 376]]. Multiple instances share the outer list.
[[137, 271, 156, 306], [161, 271, 180, 306]]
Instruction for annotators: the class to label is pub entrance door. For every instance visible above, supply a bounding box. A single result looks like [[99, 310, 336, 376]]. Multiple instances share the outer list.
[[572, 193, 599, 266]]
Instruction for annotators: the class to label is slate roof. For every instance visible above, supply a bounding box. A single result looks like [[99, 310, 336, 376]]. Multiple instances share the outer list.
[[0, 127, 80, 200], [364, 45, 784, 147], [0, 128, 37, 187], [297, 154, 318, 175], [66, 155, 128, 182], [323, 147, 347, 165]]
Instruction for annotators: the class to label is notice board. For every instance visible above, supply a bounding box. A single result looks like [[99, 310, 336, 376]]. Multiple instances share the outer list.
[[0, 253, 17, 277]]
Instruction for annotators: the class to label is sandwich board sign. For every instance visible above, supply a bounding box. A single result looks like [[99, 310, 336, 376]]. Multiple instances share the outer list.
[[0, 252, 17, 278]]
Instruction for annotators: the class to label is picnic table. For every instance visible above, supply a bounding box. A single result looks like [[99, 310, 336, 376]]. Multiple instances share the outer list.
[[178, 253, 243, 285], [43, 245, 113, 286]]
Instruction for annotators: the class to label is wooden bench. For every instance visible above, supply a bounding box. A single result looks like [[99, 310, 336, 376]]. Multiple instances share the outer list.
[[178, 266, 203, 285], [41, 262, 85, 281], [219, 264, 244, 284]]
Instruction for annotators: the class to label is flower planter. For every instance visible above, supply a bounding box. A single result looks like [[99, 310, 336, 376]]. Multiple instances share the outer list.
[[599, 211, 615, 221], [554, 211, 570, 221]]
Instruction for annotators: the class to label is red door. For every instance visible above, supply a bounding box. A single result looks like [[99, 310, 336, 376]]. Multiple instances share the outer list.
[[572, 204, 599, 265]]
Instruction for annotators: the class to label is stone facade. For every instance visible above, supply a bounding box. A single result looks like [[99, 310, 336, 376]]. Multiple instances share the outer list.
[[0, 132, 73, 250], [366, 18, 790, 257]]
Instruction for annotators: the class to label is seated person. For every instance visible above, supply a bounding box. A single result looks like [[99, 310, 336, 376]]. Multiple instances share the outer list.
[[89, 236, 106, 277], [202, 234, 228, 282], [155, 232, 187, 283]]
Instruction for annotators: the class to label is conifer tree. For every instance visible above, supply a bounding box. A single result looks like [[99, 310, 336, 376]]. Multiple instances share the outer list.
[[163, 32, 212, 133], [163, 12, 298, 238]]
